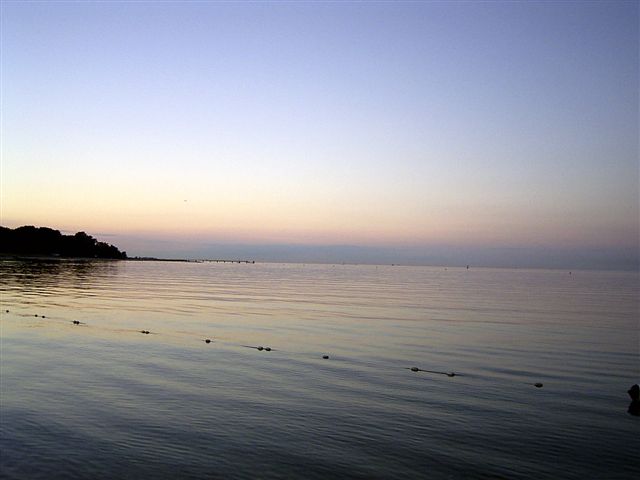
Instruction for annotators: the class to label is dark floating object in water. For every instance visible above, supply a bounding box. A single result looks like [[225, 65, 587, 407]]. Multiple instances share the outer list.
[[407, 367, 457, 377], [629, 384, 640, 400], [241, 345, 272, 351], [6, 310, 563, 395], [628, 384, 640, 416]]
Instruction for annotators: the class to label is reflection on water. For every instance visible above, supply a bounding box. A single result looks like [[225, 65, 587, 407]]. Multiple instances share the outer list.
[[1, 259, 638, 479], [1, 258, 120, 302]]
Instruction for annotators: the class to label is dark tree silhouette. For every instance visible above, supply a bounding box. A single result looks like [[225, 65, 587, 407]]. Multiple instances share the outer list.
[[0, 226, 127, 259]]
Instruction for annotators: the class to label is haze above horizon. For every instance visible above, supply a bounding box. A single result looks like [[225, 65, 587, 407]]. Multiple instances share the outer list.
[[1, 1, 638, 268]]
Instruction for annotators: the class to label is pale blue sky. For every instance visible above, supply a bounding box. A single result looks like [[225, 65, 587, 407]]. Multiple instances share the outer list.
[[1, 1, 638, 267]]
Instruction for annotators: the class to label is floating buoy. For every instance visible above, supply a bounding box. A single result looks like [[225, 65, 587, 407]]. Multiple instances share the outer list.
[[4, 307, 562, 396], [407, 367, 457, 377]]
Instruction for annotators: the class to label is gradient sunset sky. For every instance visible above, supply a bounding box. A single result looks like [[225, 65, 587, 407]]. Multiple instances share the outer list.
[[1, 1, 638, 267]]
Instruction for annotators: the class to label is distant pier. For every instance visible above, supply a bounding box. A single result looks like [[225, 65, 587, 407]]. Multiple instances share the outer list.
[[130, 257, 255, 264], [207, 259, 255, 264]]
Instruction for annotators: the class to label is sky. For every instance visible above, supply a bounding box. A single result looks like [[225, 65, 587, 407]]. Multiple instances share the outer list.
[[1, 1, 638, 268]]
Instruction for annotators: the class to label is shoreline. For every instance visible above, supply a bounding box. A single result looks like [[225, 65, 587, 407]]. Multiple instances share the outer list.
[[0, 253, 254, 264]]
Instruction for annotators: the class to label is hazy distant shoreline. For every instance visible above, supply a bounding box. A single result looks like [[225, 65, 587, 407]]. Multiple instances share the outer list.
[[2, 225, 637, 271]]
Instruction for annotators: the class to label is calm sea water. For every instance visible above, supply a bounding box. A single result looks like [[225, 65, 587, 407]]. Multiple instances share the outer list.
[[1, 259, 638, 479]]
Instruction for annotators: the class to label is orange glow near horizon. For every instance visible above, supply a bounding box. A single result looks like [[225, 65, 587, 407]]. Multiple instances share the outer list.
[[3, 149, 636, 251], [2, 191, 637, 251]]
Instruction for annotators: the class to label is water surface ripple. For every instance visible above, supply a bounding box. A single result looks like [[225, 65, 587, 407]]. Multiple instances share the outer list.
[[1, 260, 638, 479]]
